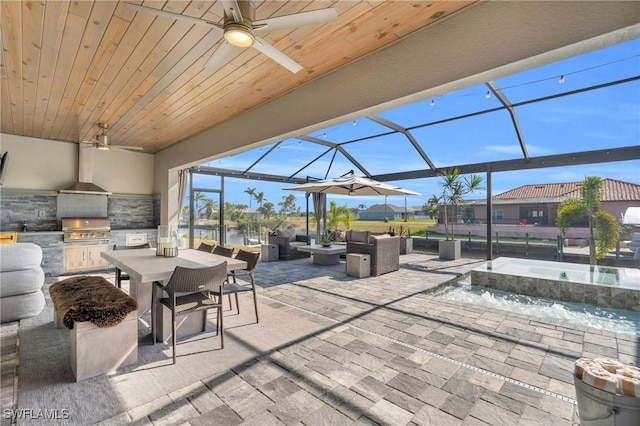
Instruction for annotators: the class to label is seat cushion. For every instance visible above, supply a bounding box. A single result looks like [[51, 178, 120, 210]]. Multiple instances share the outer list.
[[0, 243, 42, 271], [0, 267, 45, 297], [0, 290, 45, 323]]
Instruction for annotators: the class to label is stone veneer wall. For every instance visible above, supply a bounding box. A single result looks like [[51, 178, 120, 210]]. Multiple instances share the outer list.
[[0, 189, 160, 276], [0, 189, 159, 232], [16, 233, 64, 277], [108, 194, 157, 229], [470, 270, 640, 311], [0, 190, 58, 232]]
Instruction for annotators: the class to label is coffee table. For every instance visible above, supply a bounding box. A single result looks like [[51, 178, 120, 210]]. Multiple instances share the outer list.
[[296, 244, 346, 265]]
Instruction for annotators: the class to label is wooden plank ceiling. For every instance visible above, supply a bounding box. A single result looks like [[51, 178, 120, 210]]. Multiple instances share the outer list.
[[1, 0, 476, 153]]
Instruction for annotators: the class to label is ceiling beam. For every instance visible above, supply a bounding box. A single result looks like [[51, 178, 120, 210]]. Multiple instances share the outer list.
[[367, 115, 437, 171], [486, 81, 529, 159], [192, 165, 308, 184], [372, 146, 640, 181], [194, 146, 640, 186]]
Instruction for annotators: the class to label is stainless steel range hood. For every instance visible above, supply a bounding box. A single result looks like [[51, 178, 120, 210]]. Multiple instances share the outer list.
[[59, 145, 112, 195]]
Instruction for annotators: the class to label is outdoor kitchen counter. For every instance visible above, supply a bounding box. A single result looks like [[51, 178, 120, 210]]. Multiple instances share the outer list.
[[15, 232, 64, 277], [17, 231, 64, 235], [14, 229, 159, 277]]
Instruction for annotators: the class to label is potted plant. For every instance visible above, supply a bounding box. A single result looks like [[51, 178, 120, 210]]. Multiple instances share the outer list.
[[397, 225, 413, 255], [428, 167, 483, 260], [320, 230, 333, 247]]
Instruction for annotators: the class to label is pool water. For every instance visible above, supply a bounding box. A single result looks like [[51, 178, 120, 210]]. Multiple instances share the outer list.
[[430, 279, 640, 335]]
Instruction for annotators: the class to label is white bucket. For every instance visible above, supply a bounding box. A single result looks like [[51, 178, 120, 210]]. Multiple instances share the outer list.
[[574, 376, 640, 426]]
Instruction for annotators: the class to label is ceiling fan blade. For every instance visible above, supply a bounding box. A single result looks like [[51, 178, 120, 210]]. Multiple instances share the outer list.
[[125, 3, 223, 29], [220, 0, 243, 23], [253, 36, 303, 73], [253, 8, 337, 34], [111, 146, 145, 152], [205, 41, 238, 69]]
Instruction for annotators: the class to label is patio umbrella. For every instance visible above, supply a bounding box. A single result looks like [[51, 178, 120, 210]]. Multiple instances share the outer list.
[[285, 171, 420, 242], [622, 207, 640, 225], [284, 171, 421, 196]]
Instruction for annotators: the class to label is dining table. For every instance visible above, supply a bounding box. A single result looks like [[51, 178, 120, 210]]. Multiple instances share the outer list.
[[101, 248, 247, 342]]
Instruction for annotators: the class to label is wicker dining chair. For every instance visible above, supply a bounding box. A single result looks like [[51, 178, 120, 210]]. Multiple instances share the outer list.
[[112, 243, 151, 288], [151, 263, 227, 364], [211, 249, 261, 323], [197, 242, 215, 253], [213, 245, 234, 257]]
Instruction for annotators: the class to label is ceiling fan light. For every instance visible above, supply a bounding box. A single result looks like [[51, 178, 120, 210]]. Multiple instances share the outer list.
[[96, 134, 110, 150], [224, 24, 254, 47]]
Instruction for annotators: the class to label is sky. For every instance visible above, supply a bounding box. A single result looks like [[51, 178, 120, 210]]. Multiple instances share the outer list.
[[190, 38, 640, 212]]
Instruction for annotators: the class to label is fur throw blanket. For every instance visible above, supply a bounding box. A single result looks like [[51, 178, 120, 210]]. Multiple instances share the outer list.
[[49, 276, 138, 330]]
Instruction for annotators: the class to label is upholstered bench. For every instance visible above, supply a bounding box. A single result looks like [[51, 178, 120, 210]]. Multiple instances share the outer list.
[[49, 276, 138, 381]]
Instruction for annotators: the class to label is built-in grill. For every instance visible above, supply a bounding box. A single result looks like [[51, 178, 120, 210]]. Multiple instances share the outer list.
[[62, 217, 111, 242]]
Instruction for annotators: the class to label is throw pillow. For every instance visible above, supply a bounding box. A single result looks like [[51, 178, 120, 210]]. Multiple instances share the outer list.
[[330, 229, 346, 242], [285, 227, 297, 239]]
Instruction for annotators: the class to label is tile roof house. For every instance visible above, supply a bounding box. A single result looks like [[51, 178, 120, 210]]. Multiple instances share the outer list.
[[466, 179, 640, 226]]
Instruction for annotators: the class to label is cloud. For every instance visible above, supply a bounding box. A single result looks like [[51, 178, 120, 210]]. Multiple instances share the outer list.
[[483, 144, 545, 156]]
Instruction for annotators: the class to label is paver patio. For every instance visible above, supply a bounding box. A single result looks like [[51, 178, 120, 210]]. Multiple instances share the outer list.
[[2, 252, 638, 425]]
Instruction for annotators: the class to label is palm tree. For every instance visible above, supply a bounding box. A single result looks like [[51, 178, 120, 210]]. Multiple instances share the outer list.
[[327, 201, 352, 230], [202, 198, 218, 221], [190, 191, 207, 222], [431, 168, 483, 240], [278, 194, 298, 216], [556, 176, 619, 265], [424, 195, 440, 221], [260, 202, 275, 218], [180, 205, 189, 224], [254, 191, 265, 209], [244, 187, 256, 209]]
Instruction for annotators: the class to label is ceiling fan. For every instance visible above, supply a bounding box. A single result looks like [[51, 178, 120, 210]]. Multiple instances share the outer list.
[[81, 123, 144, 151], [125, 0, 337, 73]]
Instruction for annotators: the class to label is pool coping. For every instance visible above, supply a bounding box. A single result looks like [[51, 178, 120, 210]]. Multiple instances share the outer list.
[[471, 257, 640, 311]]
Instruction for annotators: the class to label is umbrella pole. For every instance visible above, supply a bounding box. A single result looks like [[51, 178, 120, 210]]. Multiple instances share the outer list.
[[323, 197, 327, 241]]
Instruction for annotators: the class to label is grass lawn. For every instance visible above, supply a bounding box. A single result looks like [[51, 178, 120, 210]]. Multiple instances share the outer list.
[[284, 217, 436, 236]]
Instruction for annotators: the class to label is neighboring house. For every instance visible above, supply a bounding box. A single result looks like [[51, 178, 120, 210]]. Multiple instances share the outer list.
[[243, 208, 264, 220], [359, 204, 416, 221], [461, 179, 640, 226]]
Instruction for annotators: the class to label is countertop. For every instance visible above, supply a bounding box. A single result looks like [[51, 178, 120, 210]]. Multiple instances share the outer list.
[[9, 228, 157, 235]]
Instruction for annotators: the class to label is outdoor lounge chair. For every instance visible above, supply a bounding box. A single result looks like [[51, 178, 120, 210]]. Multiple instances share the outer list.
[[347, 235, 400, 276], [267, 230, 311, 260]]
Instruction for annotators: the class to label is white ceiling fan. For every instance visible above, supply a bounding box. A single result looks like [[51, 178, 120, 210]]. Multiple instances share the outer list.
[[125, 0, 337, 73], [81, 123, 144, 151]]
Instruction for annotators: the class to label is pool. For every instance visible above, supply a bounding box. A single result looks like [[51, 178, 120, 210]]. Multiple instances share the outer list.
[[431, 279, 640, 335], [471, 257, 640, 311]]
